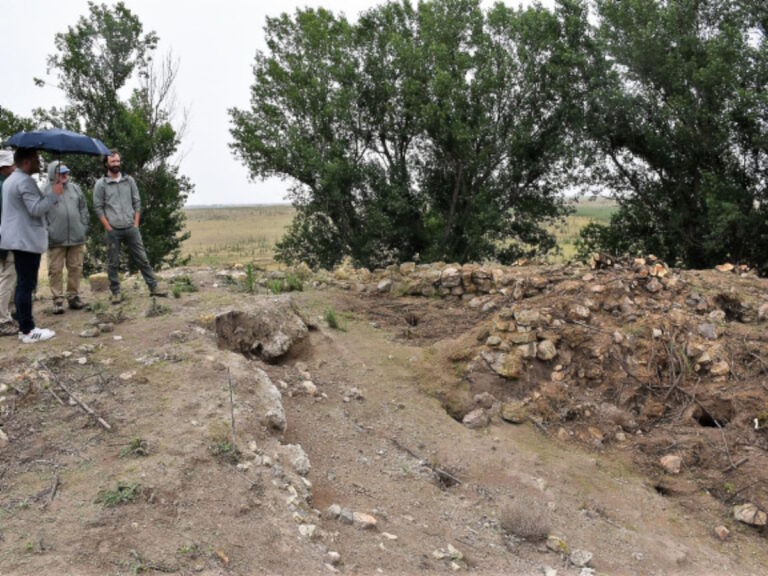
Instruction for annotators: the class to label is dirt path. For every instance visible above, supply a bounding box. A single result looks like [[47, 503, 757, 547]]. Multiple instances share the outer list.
[[0, 273, 766, 575]]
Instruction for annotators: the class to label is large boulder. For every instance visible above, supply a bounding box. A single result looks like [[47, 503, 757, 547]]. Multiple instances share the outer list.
[[216, 295, 309, 363]]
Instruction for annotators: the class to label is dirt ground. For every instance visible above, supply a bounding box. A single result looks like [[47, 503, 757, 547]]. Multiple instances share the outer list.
[[1, 266, 767, 575]]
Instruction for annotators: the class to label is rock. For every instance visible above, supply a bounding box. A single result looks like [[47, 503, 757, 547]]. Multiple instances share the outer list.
[[215, 296, 309, 362], [98, 323, 114, 333], [546, 535, 569, 554], [518, 343, 537, 359], [759, 303, 768, 321], [714, 525, 730, 541], [508, 331, 537, 345], [514, 309, 541, 327], [733, 503, 767, 526], [377, 279, 393, 293], [88, 272, 110, 292], [652, 328, 663, 339], [710, 360, 730, 377], [462, 408, 490, 429], [716, 263, 735, 273], [432, 544, 463, 561], [344, 387, 365, 402], [0, 428, 8, 448], [327, 551, 342, 566], [79, 328, 100, 338], [339, 509, 355, 525], [537, 340, 558, 361], [326, 504, 342, 519], [119, 370, 136, 381], [697, 323, 720, 341], [225, 363, 289, 433], [381, 532, 398, 540], [399, 262, 416, 275], [542, 567, 557, 576], [298, 524, 317, 539], [486, 336, 502, 348], [571, 305, 591, 320], [353, 511, 378, 530], [569, 549, 593, 568], [501, 401, 527, 424], [441, 267, 462, 288], [301, 380, 318, 396], [645, 278, 662, 293], [709, 310, 726, 322], [474, 392, 497, 410], [484, 351, 523, 379], [660, 454, 682, 475], [282, 444, 311, 476]]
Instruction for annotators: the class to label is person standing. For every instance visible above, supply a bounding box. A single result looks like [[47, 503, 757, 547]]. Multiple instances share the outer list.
[[45, 161, 89, 314], [0, 150, 18, 335], [93, 150, 166, 304], [0, 148, 63, 343]]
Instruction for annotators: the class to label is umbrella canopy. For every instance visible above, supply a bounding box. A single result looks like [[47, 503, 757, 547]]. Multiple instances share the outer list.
[[5, 128, 110, 156]]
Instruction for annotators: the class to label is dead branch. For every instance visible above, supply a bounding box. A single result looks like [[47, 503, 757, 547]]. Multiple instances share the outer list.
[[41, 474, 59, 510], [40, 362, 112, 431]]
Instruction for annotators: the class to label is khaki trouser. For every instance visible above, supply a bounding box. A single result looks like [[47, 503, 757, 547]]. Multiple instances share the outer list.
[[0, 251, 16, 323], [48, 244, 85, 303]]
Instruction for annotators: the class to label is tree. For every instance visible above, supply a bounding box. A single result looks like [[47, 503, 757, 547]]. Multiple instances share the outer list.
[[40, 2, 191, 272], [580, 0, 768, 272], [0, 106, 34, 140], [231, 0, 584, 268]]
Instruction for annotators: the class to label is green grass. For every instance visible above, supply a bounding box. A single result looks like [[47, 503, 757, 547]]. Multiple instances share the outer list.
[[268, 273, 304, 294], [324, 307, 347, 331], [170, 275, 198, 299], [97, 482, 142, 507], [145, 297, 171, 318], [119, 437, 149, 458]]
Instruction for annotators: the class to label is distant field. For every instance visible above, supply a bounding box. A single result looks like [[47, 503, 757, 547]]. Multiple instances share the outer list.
[[181, 199, 616, 267], [182, 205, 294, 268]]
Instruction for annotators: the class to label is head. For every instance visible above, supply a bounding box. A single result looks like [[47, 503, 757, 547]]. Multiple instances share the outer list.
[[0, 150, 13, 178], [103, 149, 121, 175], [14, 148, 40, 175], [48, 160, 70, 184]]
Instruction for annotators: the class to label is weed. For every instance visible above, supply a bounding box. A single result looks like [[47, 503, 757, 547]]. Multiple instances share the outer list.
[[97, 482, 142, 507], [500, 500, 551, 542], [177, 543, 202, 558], [324, 307, 347, 331], [211, 440, 240, 464], [267, 273, 303, 294], [146, 297, 171, 318], [120, 437, 149, 458], [267, 279, 283, 294], [244, 263, 256, 294], [171, 275, 198, 293]]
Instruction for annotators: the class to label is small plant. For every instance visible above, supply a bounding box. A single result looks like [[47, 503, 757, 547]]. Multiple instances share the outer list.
[[244, 263, 256, 294], [284, 273, 303, 292], [145, 297, 171, 318], [171, 275, 198, 295], [324, 307, 347, 331], [211, 440, 239, 464], [267, 279, 283, 294], [120, 437, 149, 458], [177, 543, 202, 558], [97, 482, 142, 507], [500, 500, 551, 542], [88, 300, 108, 314]]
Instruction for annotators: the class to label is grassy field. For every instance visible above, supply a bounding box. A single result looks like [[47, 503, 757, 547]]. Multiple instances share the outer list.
[[181, 199, 617, 268], [182, 205, 294, 268]]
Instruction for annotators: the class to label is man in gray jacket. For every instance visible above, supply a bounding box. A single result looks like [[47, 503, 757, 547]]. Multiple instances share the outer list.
[[0, 148, 63, 343], [93, 150, 166, 303], [0, 150, 17, 335], [45, 161, 89, 314]]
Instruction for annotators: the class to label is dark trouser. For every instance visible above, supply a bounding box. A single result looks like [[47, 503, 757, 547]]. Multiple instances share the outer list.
[[107, 227, 157, 295], [13, 250, 42, 334]]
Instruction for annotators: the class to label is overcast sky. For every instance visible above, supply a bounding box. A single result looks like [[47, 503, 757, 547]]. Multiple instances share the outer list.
[[3, 0, 553, 206]]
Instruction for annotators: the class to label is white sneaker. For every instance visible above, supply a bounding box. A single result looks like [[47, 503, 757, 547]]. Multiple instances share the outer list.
[[19, 327, 56, 344]]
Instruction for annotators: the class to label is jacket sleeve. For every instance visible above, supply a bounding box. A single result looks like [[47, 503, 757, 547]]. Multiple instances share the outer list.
[[93, 179, 105, 219], [76, 185, 89, 232], [129, 176, 141, 214], [20, 177, 58, 218]]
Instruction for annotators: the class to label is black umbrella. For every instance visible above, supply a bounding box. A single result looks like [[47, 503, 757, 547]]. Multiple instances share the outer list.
[[4, 128, 111, 181], [5, 129, 110, 156]]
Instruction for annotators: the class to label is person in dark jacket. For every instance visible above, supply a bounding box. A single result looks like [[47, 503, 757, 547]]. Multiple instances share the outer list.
[[0, 148, 63, 343], [93, 150, 166, 304], [45, 161, 89, 314]]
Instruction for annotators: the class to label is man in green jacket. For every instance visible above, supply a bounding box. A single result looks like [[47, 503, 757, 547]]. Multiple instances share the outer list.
[[93, 150, 166, 304], [45, 161, 89, 314], [0, 150, 17, 335]]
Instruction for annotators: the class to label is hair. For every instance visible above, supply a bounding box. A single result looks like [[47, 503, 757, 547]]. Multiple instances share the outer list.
[[13, 148, 37, 165], [102, 149, 120, 170]]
